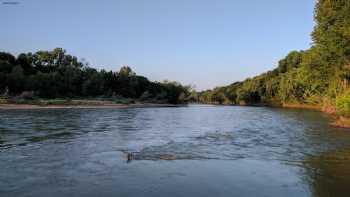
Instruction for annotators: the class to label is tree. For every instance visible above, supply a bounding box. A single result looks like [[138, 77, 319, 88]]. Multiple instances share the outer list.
[[8, 66, 25, 94], [17, 53, 35, 75], [82, 72, 104, 96], [0, 52, 16, 73], [312, 0, 350, 64]]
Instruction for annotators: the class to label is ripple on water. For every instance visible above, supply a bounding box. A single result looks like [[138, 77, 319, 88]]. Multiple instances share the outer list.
[[2, 106, 350, 197]]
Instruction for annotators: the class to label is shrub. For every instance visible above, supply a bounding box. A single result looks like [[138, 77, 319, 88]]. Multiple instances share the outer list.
[[336, 91, 350, 117]]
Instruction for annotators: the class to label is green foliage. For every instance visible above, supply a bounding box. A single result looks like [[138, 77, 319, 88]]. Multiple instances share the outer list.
[[8, 66, 25, 94], [198, 1, 350, 111], [312, 0, 350, 65], [0, 48, 190, 104], [278, 51, 303, 73], [336, 91, 350, 117]]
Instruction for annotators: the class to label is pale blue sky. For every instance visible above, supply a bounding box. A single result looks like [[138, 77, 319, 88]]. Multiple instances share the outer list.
[[1, 0, 315, 90]]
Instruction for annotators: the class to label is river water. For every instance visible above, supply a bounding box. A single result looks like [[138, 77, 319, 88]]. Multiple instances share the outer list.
[[1, 105, 350, 197]]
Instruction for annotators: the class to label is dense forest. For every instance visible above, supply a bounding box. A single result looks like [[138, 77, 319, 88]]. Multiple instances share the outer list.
[[195, 0, 350, 119], [0, 48, 190, 104]]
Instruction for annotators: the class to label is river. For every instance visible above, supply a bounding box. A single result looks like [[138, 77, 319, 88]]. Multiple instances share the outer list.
[[1, 105, 350, 197]]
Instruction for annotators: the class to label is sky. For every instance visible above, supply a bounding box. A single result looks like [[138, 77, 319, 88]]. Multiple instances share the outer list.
[[0, 0, 315, 90]]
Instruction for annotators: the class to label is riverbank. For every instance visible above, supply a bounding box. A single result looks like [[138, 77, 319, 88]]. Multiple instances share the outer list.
[[0, 103, 181, 109], [282, 103, 322, 110], [0, 99, 182, 109]]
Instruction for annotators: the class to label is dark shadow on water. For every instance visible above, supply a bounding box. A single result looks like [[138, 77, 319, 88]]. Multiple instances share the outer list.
[[304, 147, 350, 197]]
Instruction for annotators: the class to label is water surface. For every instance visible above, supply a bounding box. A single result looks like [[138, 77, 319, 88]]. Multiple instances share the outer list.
[[1, 105, 350, 197]]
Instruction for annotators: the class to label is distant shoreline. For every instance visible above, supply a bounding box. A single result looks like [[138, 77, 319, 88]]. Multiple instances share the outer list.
[[0, 103, 182, 109]]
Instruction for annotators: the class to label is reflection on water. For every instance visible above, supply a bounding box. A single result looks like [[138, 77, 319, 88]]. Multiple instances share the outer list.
[[304, 148, 350, 197], [1, 105, 350, 197]]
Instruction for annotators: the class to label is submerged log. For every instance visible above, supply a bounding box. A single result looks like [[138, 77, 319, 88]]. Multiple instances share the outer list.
[[125, 152, 177, 161]]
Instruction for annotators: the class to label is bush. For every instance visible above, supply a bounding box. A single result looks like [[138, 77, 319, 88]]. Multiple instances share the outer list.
[[336, 91, 350, 117], [140, 91, 152, 101]]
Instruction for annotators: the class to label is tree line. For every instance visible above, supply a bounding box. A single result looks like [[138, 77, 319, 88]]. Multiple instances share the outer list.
[[0, 48, 190, 104], [195, 0, 350, 117]]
